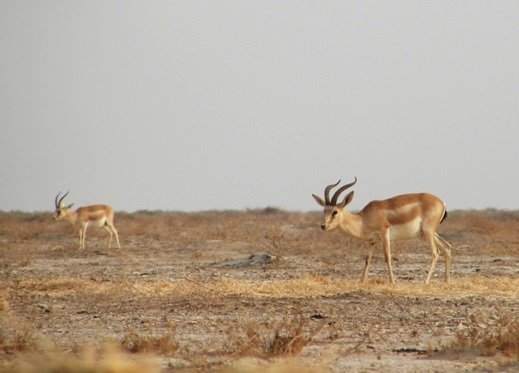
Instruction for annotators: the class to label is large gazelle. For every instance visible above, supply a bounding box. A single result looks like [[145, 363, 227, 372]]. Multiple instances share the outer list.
[[53, 191, 121, 250], [312, 178, 451, 284]]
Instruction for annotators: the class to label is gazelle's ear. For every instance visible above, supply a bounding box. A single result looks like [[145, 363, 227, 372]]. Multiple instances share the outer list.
[[340, 191, 354, 207], [312, 194, 326, 207], [66, 203, 74, 209]]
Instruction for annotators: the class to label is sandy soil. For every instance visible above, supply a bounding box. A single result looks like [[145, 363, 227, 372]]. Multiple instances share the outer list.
[[1, 210, 518, 372]]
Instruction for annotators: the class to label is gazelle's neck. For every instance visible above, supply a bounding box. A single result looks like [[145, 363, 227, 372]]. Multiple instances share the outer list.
[[63, 209, 78, 225], [338, 210, 364, 238]]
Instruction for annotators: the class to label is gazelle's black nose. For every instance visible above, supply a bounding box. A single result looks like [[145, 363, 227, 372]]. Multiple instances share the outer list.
[[320, 224, 326, 230]]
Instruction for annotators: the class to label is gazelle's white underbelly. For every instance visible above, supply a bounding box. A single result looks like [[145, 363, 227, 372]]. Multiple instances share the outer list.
[[87, 217, 107, 228], [390, 218, 422, 239]]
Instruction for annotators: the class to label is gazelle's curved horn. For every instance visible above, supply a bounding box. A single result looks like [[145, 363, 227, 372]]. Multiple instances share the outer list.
[[324, 180, 341, 205], [55, 191, 69, 207], [331, 177, 357, 205]]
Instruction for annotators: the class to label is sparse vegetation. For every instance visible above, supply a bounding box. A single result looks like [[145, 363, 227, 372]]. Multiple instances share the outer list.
[[0, 209, 518, 371], [439, 311, 519, 359]]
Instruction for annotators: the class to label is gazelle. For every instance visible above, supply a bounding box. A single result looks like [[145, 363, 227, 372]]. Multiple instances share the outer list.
[[53, 191, 121, 250], [312, 178, 451, 284]]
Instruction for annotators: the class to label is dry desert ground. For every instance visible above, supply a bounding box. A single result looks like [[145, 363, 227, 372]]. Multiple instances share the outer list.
[[0, 209, 518, 372]]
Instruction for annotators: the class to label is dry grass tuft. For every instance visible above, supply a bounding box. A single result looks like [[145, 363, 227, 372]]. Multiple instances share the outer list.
[[265, 314, 322, 356], [0, 314, 163, 372], [0, 315, 47, 357], [226, 314, 325, 359], [0, 325, 39, 355], [7, 344, 161, 373], [440, 311, 519, 361], [120, 331, 178, 355]]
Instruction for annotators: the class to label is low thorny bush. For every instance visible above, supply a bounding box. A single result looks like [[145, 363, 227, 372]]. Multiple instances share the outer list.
[[228, 314, 325, 358], [440, 311, 519, 360], [120, 331, 178, 355]]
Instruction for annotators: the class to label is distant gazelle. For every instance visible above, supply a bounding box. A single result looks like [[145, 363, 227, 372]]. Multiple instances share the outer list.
[[53, 191, 121, 250], [312, 178, 451, 284]]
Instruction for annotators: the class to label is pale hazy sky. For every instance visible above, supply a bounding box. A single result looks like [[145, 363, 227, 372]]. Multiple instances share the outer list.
[[1, 1, 518, 212]]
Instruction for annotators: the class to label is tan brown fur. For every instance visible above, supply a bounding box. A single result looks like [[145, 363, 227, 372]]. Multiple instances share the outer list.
[[76, 205, 115, 221], [313, 180, 451, 284], [361, 193, 444, 228]]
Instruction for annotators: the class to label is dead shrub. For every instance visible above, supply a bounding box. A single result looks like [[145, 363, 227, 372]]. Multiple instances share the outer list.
[[0, 316, 42, 356], [440, 312, 519, 360], [229, 321, 263, 356], [265, 225, 286, 250], [225, 314, 325, 358], [481, 315, 519, 359], [267, 324, 309, 356], [265, 314, 326, 357], [120, 331, 178, 355], [269, 316, 321, 357]]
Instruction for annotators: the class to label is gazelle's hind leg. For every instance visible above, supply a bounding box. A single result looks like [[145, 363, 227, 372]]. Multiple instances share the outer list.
[[435, 233, 452, 283], [113, 225, 121, 248], [382, 229, 396, 284], [104, 221, 121, 249], [103, 224, 113, 248], [424, 232, 440, 284], [78, 228, 83, 250]]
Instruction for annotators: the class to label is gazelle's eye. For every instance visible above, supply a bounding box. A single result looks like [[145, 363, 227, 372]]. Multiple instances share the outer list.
[[331, 210, 338, 218]]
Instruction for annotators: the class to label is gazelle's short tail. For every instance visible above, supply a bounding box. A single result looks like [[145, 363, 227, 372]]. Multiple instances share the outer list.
[[440, 205, 448, 224]]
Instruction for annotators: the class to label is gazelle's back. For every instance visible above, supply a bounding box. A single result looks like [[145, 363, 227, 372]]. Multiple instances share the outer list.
[[360, 193, 445, 235], [76, 205, 114, 224]]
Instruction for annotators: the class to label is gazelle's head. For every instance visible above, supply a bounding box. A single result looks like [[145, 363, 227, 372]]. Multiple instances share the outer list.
[[54, 191, 74, 220], [312, 177, 357, 231]]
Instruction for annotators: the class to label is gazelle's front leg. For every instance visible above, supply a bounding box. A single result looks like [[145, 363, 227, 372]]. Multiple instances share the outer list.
[[79, 222, 88, 250], [361, 240, 375, 282], [112, 226, 121, 249], [78, 228, 82, 250], [104, 222, 121, 249], [424, 233, 440, 284], [382, 229, 396, 284], [435, 233, 452, 283]]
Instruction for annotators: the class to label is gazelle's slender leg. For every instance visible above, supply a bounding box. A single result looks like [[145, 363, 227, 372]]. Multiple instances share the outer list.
[[103, 223, 120, 248], [103, 224, 113, 248], [382, 229, 396, 284], [361, 241, 375, 282], [435, 233, 452, 283], [78, 228, 83, 250], [108, 223, 121, 249], [80, 222, 88, 250], [113, 227, 120, 249], [424, 233, 440, 284]]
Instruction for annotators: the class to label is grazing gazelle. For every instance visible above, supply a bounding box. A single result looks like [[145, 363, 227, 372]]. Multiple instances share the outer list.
[[312, 178, 451, 284], [53, 191, 121, 250]]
